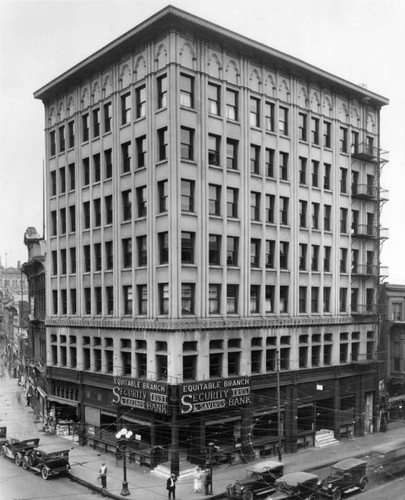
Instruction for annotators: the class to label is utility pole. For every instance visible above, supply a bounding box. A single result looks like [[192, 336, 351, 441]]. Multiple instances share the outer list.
[[276, 349, 282, 461]]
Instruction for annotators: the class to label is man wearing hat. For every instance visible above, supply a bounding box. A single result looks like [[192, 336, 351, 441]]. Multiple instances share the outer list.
[[166, 473, 177, 499]]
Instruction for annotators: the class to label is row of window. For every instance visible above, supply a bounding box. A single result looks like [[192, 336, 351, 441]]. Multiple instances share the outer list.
[[49, 331, 375, 379], [51, 237, 374, 276], [51, 283, 375, 317], [49, 72, 374, 157]]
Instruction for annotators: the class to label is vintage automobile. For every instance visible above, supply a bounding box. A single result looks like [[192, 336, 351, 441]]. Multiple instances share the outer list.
[[22, 444, 71, 480], [266, 472, 320, 500], [226, 459, 284, 500], [319, 458, 368, 500], [1, 438, 40, 466]]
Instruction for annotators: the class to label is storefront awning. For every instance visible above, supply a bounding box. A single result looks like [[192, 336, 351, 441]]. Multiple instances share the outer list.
[[121, 415, 151, 426], [47, 395, 78, 407], [206, 416, 241, 425]]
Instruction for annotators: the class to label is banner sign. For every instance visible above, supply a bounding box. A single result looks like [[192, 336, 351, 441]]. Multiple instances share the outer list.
[[179, 377, 250, 414], [112, 377, 169, 415]]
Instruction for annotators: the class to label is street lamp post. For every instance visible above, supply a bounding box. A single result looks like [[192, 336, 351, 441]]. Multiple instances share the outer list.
[[115, 428, 133, 496]]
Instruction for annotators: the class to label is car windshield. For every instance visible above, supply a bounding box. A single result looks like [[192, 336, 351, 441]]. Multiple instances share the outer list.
[[331, 468, 346, 478], [246, 471, 260, 479], [276, 481, 298, 494]]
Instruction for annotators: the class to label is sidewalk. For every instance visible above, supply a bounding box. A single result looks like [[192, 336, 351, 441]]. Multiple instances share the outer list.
[[9, 379, 405, 499]]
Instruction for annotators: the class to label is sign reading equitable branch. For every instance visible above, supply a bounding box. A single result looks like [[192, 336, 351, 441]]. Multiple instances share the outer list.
[[180, 377, 250, 414], [112, 377, 169, 415]]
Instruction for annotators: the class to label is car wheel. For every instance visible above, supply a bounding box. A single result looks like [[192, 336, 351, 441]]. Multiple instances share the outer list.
[[22, 459, 28, 470], [359, 478, 368, 492], [243, 490, 254, 500], [332, 489, 342, 500], [41, 467, 49, 480], [15, 454, 22, 466]]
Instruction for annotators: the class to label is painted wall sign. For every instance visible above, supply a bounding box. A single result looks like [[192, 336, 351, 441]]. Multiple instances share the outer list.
[[179, 377, 250, 414], [112, 377, 169, 415]]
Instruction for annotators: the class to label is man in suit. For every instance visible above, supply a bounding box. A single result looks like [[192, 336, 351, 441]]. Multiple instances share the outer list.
[[166, 473, 177, 499]]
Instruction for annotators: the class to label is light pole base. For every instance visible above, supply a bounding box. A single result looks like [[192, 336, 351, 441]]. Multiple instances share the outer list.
[[120, 481, 130, 496]]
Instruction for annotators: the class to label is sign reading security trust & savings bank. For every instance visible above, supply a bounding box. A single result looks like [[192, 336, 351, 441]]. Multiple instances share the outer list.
[[180, 377, 250, 414]]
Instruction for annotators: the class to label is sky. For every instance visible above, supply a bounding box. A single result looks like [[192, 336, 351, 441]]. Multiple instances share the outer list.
[[0, 0, 404, 282]]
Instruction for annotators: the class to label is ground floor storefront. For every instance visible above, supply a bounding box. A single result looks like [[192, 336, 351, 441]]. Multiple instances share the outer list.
[[44, 362, 379, 473]]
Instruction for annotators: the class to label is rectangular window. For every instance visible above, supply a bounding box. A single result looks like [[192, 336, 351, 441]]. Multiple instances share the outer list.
[[50, 171, 56, 196], [312, 160, 319, 187], [157, 74, 168, 108], [323, 121, 331, 148], [158, 180, 168, 213], [311, 117, 319, 145], [250, 192, 260, 221], [323, 287, 331, 313], [59, 208, 66, 234], [227, 187, 238, 218], [250, 97, 260, 127], [279, 152, 288, 180], [311, 245, 319, 271], [226, 139, 238, 170], [104, 102, 112, 133], [137, 236, 147, 266], [299, 287, 307, 313], [324, 204, 331, 231], [209, 284, 221, 314], [324, 246, 331, 272], [265, 194, 275, 224], [209, 235, 221, 265], [181, 179, 194, 212], [298, 113, 307, 141], [104, 149, 112, 179], [265, 240, 275, 268], [180, 127, 194, 160], [84, 245, 91, 272], [250, 285, 260, 313], [299, 200, 307, 228], [69, 205, 76, 232], [251, 239, 260, 267], [59, 167, 66, 193], [280, 196, 289, 225], [227, 284, 238, 314], [312, 202, 320, 229], [94, 243, 102, 271], [122, 238, 132, 268], [208, 82, 220, 115], [59, 125, 65, 152], [280, 286, 289, 313], [158, 128, 168, 161], [340, 208, 348, 233], [181, 232, 195, 264], [136, 135, 147, 169], [83, 158, 90, 186], [158, 232, 169, 264], [227, 237, 238, 266], [137, 186, 147, 217], [340, 167, 347, 193], [52, 250, 57, 275], [159, 284, 169, 315], [83, 201, 90, 229], [209, 184, 221, 216], [265, 101, 275, 131], [299, 243, 307, 270], [93, 154, 101, 183], [122, 190, 132, 221], [280, 242, 289, 269], [70, 288, 77, 314], [68, 163, 75, 191], [50, 130, 56, 156], [311, 287, 319, 313], [82, 113, 89, 142], [299, 157, 307, 184], [136, 85, 146, 118], [340, 127, 348, 153], [226, 89, 238, 120], [279, 106, 288, 135], [121, 142, 131, 173], [138, 285, 147, 315], [250, 144, 260, 174], [68, 121, 75, 149], [105, 241, 113, 270], [208, 134, 220, 166], [265, 286, 275, 313], [94, 198, 101, 227], [106, 286, 114, 315], [51, 210, 57, 236], [121, 93, 131, 125], [70, 247, 76, 274], [323, 163, 331, 190], [180, 73, 194, 108], [340, 288, 347, 312], [105, 195, 113, 225], [84, 288, 91, 314], [93, 108, 100, 138], [340, 248, 347, 273], [181, 284, 195, 315], [265, 148, 275, 177]]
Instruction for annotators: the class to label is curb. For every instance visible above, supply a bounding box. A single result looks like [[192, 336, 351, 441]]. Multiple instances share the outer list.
[[68, 472, 124, 499]]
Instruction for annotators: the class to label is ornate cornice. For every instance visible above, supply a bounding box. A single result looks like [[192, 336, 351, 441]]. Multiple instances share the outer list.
[[45, 315, 379, 332]]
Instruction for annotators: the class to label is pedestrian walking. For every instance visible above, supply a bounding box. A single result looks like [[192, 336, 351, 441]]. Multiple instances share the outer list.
[[193, 465, 202, 493], [204, 466, 213, 495], [99, 461, 107, 489], [166, 473, 177, 499]]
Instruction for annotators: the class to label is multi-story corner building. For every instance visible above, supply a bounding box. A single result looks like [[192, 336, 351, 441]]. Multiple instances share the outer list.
[[21, 227, 47, 419], [34, 6, 389, 468]]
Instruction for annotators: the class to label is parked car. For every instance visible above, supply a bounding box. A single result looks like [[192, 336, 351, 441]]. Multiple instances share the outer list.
[[226, 459, 284, 500], [319, 458, 368, 500], [266, 472, 320, 500], [22, 444, 71, 480], [1, 438, 40, 466]]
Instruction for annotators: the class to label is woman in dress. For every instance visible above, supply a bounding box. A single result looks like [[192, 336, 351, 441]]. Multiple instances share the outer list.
[[193, 466, 202, 493]]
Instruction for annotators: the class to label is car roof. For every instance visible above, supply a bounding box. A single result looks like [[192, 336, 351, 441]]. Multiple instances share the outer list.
[[247, 459, 284, 472], [332, 458, 367, 470], [34, 445, 70, 454], [276, 472, 319, 486]]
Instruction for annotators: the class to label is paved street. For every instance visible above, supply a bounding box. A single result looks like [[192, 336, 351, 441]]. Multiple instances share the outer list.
[[1, 362, 405, 500]]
